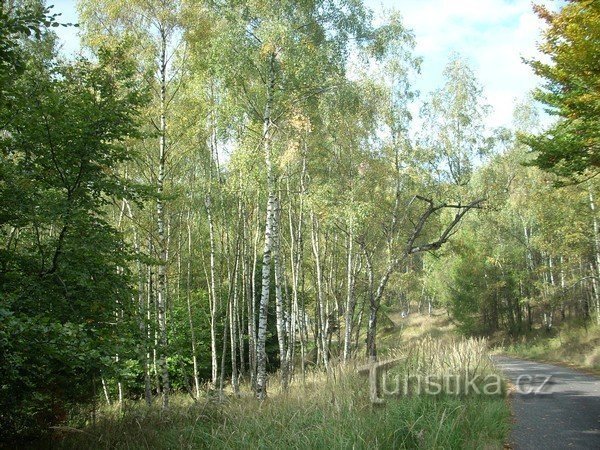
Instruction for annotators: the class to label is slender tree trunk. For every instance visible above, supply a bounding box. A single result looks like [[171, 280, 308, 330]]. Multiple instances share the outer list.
[[589, 188, 600, 325], [311, 212, 328, 369], [156, 27, 170, 409], [272, 195, 288, 389], [256, 52, 277, 399], [354, 297, 365, 354], [203, 80, 221, 389], [126, 200, 152, 406], [230, 208, 242, 395], [101, 377, 111, 406], [300, 253, 308, 382], [523, 222, 534, 331], [287, 185, 302, 378], [186, 211, 201, 399], [219, 304, 229, 394], [230, 280, 239, 394], [238, 215, 248, 380], [205, 193, 219, 388], [364, 251, 376, 360], [145, 239, 154, 403], [364, 249, 396, 360], [343, 221, 355, 363], [247, 204, 260, 389], [116, 352, 123, 408], [288, 152, 306, 380], [560, 255, 566, 321]]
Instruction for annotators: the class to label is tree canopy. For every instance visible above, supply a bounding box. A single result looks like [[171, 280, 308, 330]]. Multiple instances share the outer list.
[[1, 0, 599, 444], [523, 0, 600, 179]]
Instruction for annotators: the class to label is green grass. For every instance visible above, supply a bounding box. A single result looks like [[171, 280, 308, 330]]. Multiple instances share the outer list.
[[498, 322, 600, 373], [58, 391, 508, 449], [58, 335, 510, 449]]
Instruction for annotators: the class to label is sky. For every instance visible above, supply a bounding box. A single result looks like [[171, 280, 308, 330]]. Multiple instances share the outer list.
[[52, 0, 562, 129], [363, 0, 563, 129]]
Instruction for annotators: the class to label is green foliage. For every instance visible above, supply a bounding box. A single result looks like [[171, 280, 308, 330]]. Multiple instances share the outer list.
[[522, 0, 600, 179], [427, 104, 600, 339], [0, 35, 148, 440], [420, 54, 492, 187], [0, 2, 60, 83], [2, 0, 599, 446]]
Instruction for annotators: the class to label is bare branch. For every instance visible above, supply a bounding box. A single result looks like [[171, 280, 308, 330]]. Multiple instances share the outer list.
[[408, 198, 485, 255]]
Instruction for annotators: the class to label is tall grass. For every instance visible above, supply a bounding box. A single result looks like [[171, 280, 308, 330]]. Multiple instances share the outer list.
[[385, 337, 494, 376], [500, 322, 600, 371], [59, 338, 509, 449], [379, 310, 456, 350]]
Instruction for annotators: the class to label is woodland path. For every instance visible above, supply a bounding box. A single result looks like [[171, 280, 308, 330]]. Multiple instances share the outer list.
[[493, 356, 600, 449]]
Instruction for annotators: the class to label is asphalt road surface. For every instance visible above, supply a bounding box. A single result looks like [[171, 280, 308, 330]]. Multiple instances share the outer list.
[[493, 356, 600, 449]]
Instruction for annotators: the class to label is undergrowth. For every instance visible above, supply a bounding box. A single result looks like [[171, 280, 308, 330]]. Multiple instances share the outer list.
[[58, 337, 509, 450], [499, 321, 600, 371]]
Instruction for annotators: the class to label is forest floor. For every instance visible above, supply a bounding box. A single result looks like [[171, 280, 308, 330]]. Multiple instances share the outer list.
[[56, 312, 600, 449], [381, 307, 457, 344], [57, 310, 511, 449]]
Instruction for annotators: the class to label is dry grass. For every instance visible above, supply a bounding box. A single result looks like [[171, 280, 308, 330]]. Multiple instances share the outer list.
[[385, 336, 494, 376], [58, 331, 509, 450], [498, 322, 600, 372], [378, 309, 457, 351]]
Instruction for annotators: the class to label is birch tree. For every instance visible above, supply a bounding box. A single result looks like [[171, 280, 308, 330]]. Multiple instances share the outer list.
[[213, 0, 370, 398], [79, 0, 188, 408]]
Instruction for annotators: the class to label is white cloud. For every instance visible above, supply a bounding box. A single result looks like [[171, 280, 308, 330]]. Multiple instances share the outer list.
[[366, 0, 562, 129], [53, 0, 559, 129]]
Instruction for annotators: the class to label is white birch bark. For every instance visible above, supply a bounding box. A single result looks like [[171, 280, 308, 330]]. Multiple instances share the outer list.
[[256, 52, 277, 399], [272, 195, 288, 389], [311, 212, 328, 369], [589, 188, 600, 325], [186, 211, 201, 399], [156, 26, 170, 409], [343, 220, 355, 363]]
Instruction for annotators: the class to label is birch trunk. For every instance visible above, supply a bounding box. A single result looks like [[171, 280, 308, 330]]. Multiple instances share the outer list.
[[273, 195, 288, 389], [146, 239, 154, 403], [230, 208, 241, 395], [186, 211, 201, 399], [205, 193, 219, 387], [589, 188, 600, 325], [156, 27, 170, 409], [343, 221, 355, 363], [101, 377, 111, 406], [247, 204, 260, 389], [256, 52, 277, 399], [311, 212, 328, 369], [287, 181, 302, 378], [288, 152, 306, 379], [130, 205, 152, 406]]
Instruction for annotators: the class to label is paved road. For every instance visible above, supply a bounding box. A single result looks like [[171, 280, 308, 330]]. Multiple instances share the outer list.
[[492, 356, 600, 449]]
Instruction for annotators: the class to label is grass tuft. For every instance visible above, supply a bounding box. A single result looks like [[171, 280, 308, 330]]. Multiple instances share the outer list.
[[59, 333, 509, 449], [498, 322, 600, 372]]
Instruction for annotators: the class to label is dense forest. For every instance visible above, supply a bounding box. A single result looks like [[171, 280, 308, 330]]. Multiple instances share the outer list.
[[1, 0, 598, 443]]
